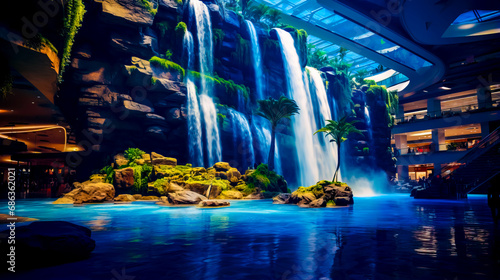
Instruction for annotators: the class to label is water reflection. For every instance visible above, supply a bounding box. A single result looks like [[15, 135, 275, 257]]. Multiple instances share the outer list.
[[3, 196, 499, 279]]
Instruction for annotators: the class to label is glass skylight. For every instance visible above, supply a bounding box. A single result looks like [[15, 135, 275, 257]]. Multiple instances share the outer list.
[[257, 0, 433, 70], [452, 10, 500, 25]]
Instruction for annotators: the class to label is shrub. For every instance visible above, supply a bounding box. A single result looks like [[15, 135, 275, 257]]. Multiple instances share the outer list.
[[124, 148, 145, 162], [100, 165, 115, 184], [140, 0, 157, 15], [246, 164, 287, 193], [165, 49, 173, 60]]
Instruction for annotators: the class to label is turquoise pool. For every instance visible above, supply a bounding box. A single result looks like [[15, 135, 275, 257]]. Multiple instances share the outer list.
[[2, 194, 500, 279]]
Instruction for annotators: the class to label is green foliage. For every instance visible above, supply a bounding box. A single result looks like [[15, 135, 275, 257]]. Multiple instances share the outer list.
[[140, 0, 157, 15], [132, 164, 152, 194], [363, 147, 369, 154], [231, 34, 252, 68], [176, 0, 183, 5], [365, 85, 399, 127], [256, 96, 300, 128], [217, 113, 227, 126], [243, 1, 282, 28], [175, 22, 187, 37], [188, 71, 249, 100], [327, 200, 336, 207], [246, 164, 287, 193], [262, 39, 280, 61], [151, 77, 158, 86], [153, 178, 169, 194], [295, 183, 324, 198], [165, 50, 173, 60], [156, 21, 170, 38], [149, 56, 185, 79], [100, 165, 115, 184], [59, 0, 86, 83], [124, 148, 145, 162], [213, 28, 225, 48]]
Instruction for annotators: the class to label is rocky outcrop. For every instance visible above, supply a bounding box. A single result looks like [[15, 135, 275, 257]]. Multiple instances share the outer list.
[[114, 167, 135, 189], [151, 152, 177, 166], [114, 194, 136, 202], [99, 0, 155, 28], [53, 179, 115, 204], [166, 190, 207, 205], [198, 200, 230, 207], [0, 221, 95, 269], [218, 190, 243, 199], [282, 181, 354, 208]]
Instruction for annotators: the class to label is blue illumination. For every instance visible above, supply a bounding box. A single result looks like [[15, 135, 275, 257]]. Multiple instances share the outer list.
[[452, 10, 500, 25]]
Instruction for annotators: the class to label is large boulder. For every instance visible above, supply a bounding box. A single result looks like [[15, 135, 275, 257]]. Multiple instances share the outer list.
[[213, 162, 231, 172], [167, 190, 207, 204], [53, 181, 115, 204], [198, 200, 230, 207], [324, 183, 353, 203], [151, 152, 177, 166], [114, 153, 128, 167], [244, 192, 265, 200], [309, 197, 326, 208], [114, 167, 135, 189], [334, 196, 351, 206], [114, 194, 136, 202], [0, 221, 95, 270], [272, 193, 291, 204], [289, 191, 316, 205], [217, 190, 243, 199], [226, 168, 241, 184]]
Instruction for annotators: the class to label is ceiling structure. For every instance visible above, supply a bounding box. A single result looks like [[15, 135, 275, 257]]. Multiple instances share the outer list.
[[254, 0, 500, 97]]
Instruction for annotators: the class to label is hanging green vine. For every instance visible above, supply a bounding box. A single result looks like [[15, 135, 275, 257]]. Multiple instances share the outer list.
[[59, 0, 86, 83]]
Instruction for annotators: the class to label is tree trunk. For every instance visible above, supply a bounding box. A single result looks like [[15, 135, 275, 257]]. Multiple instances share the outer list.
[[268, 127, 276, 170], [333, 143, 341, 182]]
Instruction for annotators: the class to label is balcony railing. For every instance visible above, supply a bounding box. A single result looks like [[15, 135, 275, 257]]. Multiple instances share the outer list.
[[395, 143, 477, 156], [395, 100, 500, 124]]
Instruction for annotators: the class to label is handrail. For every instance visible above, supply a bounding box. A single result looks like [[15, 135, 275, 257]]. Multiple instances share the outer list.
[[441, 125, 500, 178], [467, 171, 500, 194]]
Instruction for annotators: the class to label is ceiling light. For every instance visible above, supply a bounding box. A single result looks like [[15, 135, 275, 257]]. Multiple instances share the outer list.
[[411, 131, 432, 137], [458, 23, 475, 30], [439, 86, 451, 90]]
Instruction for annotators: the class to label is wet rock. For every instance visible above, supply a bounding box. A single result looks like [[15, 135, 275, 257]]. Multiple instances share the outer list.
[[244, 192, 265, 200], [215, 171, 227, 179], [114, 153, 128, 167], [289, 192, 316, 205], [334, 196, 351, 206], [114, 167, 135, 189], [309, 197, 326, 208], [54, 181, 115, 204], [110, 31, 158, 58], [0, 221, 95, 269], [123, 100, 154, 114], [132, 194, 143, 200], [152, 155, 177, 166], [198, 200, 230, 207], [273, 193, 291, 204], [167, 190, 207, 204], [141, 195, 160, 200]]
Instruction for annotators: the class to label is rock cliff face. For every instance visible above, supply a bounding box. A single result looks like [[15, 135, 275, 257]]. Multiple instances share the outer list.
[[57, 0, 291, 176]]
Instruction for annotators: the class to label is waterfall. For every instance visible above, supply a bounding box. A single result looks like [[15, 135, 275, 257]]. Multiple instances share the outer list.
[[186, 80, 204, 167], [228, 109, 255, 169], [199, 94, 221, 165], [245, 20, 264, 101], [188, 0, 221, 166], [275, 28, 321, 187], [307, 67, 339, 182], [252, 116, 282, 174]]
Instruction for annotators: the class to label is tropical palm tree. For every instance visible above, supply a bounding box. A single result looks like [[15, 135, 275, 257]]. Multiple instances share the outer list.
[[257, 96, 300, 170], [314, 116, 362, 182]]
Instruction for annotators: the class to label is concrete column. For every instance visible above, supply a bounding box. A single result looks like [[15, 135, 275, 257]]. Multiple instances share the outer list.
[[477, 87, 492, 109], [427, 98, 441, 117], [395, 134, 408, 155], [397, 165, 409, 181], [432, 128, 445, 151], [481, 121, 490, 139]]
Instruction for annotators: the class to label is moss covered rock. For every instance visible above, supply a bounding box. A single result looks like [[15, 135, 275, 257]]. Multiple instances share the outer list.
[[217, 190, 243, 199]]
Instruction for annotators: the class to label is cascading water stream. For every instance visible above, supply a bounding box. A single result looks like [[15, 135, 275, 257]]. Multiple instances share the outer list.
[[188, 0, 221, 166], [251, 116, 282, 174], [228, 109, 255, 169], [245, 20, 264, 101], [275, 28, 321, 187], [306, 67, 339, 182]]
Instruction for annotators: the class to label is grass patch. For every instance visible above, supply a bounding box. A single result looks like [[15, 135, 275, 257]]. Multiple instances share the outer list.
[[149, 56, 185, 79], [188, 71, 249, 100]]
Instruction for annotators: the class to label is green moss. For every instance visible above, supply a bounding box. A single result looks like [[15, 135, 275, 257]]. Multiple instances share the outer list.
[[131, 164, 152, 194], [188, 71, 249, 100], [151, 77, 158, 86], [149, 56, 185, 79], [165, 49, 173, 60], [156, 21, 170, 38], [217, 113, 226, 126], [175, 22, 187, 37], [213, 28, 225, 49], [246, 164, 287, 193], [59, 0, 86, 83], [295, 181, 326, 198], [326, 200, 336, 207], [230, 34, 251, 68], [176, 0, 183, 4], [140, 0, 157, 15], [153, 178, 169, 194]]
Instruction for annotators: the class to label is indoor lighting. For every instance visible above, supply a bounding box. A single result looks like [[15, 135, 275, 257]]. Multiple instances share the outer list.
[[458, 23, 476, 30], [411, 131, 432, 137], [439, 86, 451, 90]]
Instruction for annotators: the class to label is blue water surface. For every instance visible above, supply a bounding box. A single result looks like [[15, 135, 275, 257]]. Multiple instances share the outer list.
[[2, 194, 500, 280]]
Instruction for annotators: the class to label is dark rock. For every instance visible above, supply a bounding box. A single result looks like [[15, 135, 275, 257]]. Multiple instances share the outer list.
[[0, 214, 37, 224], [152, 155, 177, 166], [145, 126, 168, 141], [150, 78, 185, 93], [273, 193, 291, 204], [213, 162, 231, 171], [215, 171, 227, 179], [71, 58, 118, 85], [165, 107, 184, 124], [123, 100, 154, 114], [110, 31, 158, 59], [79, 85, 121, 107], [309, 197, 326, 208], [334, 196, 350, 206], [0, 221, 95, 269]]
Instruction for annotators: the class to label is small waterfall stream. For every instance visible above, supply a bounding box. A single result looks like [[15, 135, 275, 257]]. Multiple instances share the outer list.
[[228, 109, 255, 169], [245, 20, 264, 101]]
